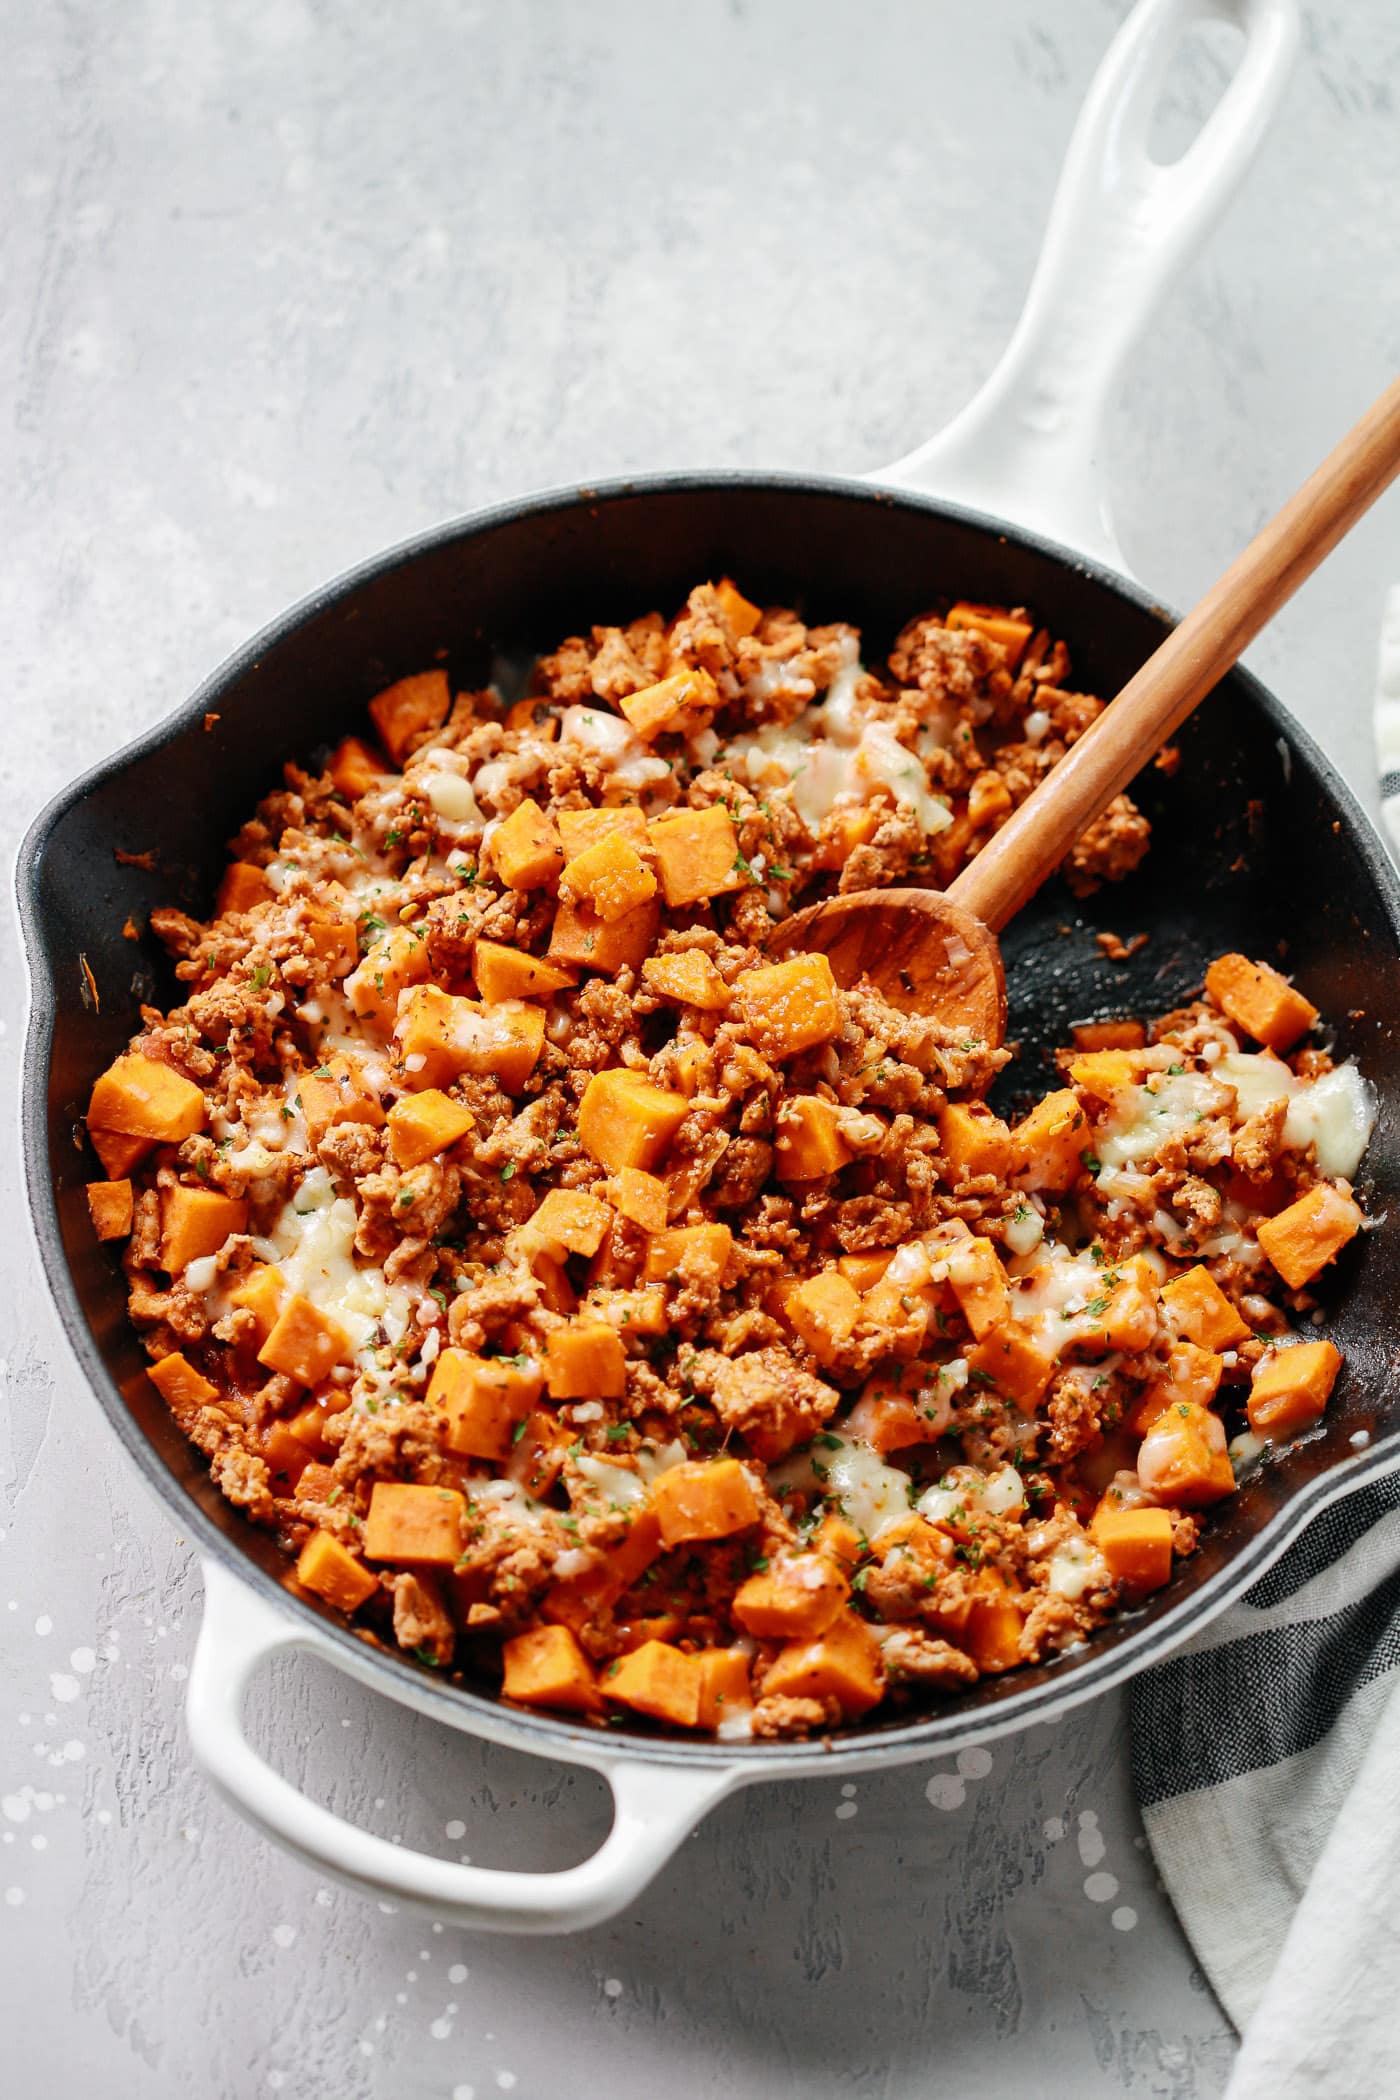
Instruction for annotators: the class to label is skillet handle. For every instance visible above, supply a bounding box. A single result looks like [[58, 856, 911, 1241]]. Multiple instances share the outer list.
[[874, 0, 1298, 572], [186, 1559, 744, 1934]]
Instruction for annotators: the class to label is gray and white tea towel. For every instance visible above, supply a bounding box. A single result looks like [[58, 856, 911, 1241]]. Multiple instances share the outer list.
[[1131, 593, 1400, 2100]]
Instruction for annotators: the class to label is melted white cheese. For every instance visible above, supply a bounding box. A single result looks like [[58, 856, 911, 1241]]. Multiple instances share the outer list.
[[1097, 1071, 1228, 1170]]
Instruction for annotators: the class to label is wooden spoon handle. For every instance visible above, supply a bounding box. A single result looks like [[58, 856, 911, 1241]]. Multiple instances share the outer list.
[[948, 373, 1400, 933]]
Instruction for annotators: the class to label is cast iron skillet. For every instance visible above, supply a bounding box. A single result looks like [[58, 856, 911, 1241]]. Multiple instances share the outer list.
[[22, 0, 1391, 1932]]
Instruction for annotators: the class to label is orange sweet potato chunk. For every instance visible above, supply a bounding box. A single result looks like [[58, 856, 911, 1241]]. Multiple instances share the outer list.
[[327, 734, 389, 800], [945, 601, 1034, 669], [647, 805, 744, 909], [762, 1608, 885, 1717], [298, 1053, 385, 1145], [555, 806, 648, 859], [837, 1250, 896, 1293], [543, 1509, 663, 1630], [1126, 1340, 1223, 1434], [215, 861, 270, 918], [1206, 952, 1318, 1053], [577, 1068, 689, 1172], [547, 894, 660, 974], [345, 924, 432, 1029], [306, 917, 360, 979], [88, 1053, 206, 1143], [88, 1125, 151, 1178], [229, 1263, 286, 1345], [651, 1458, 760, 1545], [526, 1188, 614, 1260], [782, 1269, 861, 1366], [491, 798, 565, 891], [735, 953, 842, 1059], [560, 832, 658, 922], [396, 985, 545, 1093], [1010, 1088, 1088, 1192], [945, 1236, 1010, 1341], [1067, 1050, 1142, 1100], [962, 1572, 1027, 1673], [604, 1167, 668, 1234], [473, 940, 575, 1004], [148, 1351, 220, 1412], [427, 1349, 543, 1459], [257, 1294, 352, 1386], [1090, 1506, 1173, 1592], [715, 576, 762, 638], [640, 950, 731, 1011], [774, 1095, 852, 1182], [811, 804, 882, 873], [86, 1179, 134, 1241], [296, 1530, 379, 1613], [732, 1553, 849, 1640], [1159, 1264, 1251, 1350], [160, 1185, 249, 1273], [696, 1647, 754, 1729], [965, 1323, 1055, 1414], [544, 1320, 627, 1400], [937, 1100, 1013, 1182], [1256, 1183, 1364, 1290], [362, 1481, 466, 1566], [386, 1088, 475, 1168], [618, 667, 718, 742], [643, 1223, 733, 1290], [504, 1410, 574, 1497], [604, 1639, 703, 1728], [502, 1624, 602, 1715], [1136, 1398, 1235, 1506], [1072, 1018, 1146, 1052], [1247, 1338, 1342, 1439], [368, 669, 450, 765]]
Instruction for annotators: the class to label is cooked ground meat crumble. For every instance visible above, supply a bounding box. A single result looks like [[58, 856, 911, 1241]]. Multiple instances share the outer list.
[[81, 579, 1375, 1738]]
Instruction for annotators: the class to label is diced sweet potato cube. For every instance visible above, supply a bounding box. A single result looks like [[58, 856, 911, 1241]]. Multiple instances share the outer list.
[[560, 832, 658, 922], [504, 697, 559, 740], [296, 1461, 338, 1503], [715, 576, 762, 638], [532, 1253, 577, 1316], [86, 1179, 134, 1241], [327, 734, 389, 800], [811, 803, 882, 872], [263, 1421, 313, 1493], [945, 1236, 1010, 1340], [1078, 1255, 1160, 1355], [363, 1481, 466, 1566], [604, 1167, 668, 1233], [368, 669, 450, 765], [396, 986, 545, 1093], [555, 806, 648, 859], [285, 1395, 345, 1454], [733, 1552, 849, 1640], [306, 917, 359, 979], [846, 1361, 952, 1452], [543, 1509, 663, 1630], [651, 1458, 760, 1545], [1136, 1399, 1235, 1505], [257, 1294, 352, 1386], [781, 1270, 861, 1366], [774, 1095, 852, 1182], [215, 861, 270, 917], [88, 1125, 151, 1177], [1127, 1340, 1223, 1435], [583, 1286, 668, 1337], [502, 1624, 601, 1715], [670, 1039, 711, 1098], [1247, 1338, 1342, 1439], [577, 1067, 690, 1172], [1072, 1018, 1145, 1052], [966, 769, 1013, 827], [1206, 952, 1318, 1053], [296, 1530, 379, 1612], [148, 1351, 220, 1411], [525, 1188, 614, 1260], [839, 1250, 896, 1292], [88, 1052, 206, 1143], [547, 894, 660, 974], [1010, 1089, 1088, 1192], [735, 953, 842, 1059], [504, 1410, 573, 1497], [160, 1185, 248, 1273], [491, 797, 565, 891], [962, 1572, 1026, 1673], [345, 924, 432, 1029], [647, 804, 744, 909], [386, 1087, 474, 1168], [473, 940, 575, 1004], [965, 1323, 1055, 1414], [544, 1320, 627, 1400], [1067, 1050, 1142, 1100], [1090, 1506, 1173, 1592], [945, 601, 1034, 669], [937, 1100, 1013, 1182], [643, 1223, 734, 1290], [230, 1264, 286, 1346], [604, 1639, 702, 1728], [640, 949, 731, 1010], [618, 666, 718, 742], [298, 1054, 386, 1145], [813, 1512, 865, 1571], [762, 1608, 885, 1717], [696, 1646, 754, 1729], [1159, 1264, 1251, 1350], [1257, 1183, 1364, 1290], [427, 1349, 542, 1460]]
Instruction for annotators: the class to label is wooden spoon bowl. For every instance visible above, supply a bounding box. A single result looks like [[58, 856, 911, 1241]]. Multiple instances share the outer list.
[[766, 887, 1005, 1047]]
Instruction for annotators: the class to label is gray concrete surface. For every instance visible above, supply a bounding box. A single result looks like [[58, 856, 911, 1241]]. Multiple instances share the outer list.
[[3, 2, 1399, 2094]]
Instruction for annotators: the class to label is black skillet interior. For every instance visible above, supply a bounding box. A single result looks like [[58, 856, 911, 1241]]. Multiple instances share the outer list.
[[20, 475, 1400, 1759]]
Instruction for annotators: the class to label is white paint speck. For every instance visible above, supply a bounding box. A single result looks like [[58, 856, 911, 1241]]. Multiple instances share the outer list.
[[2, 1796, 30, 1825], [30, 1835, 46, 1852], [448, 1964, 468, 1984], [840, 1782, 857, 1797], [1043, 1816, 1065, 1841], [34, 1617, 52, 1638], [453, 2086, 475, 2100], [49, 1676, 79, 1705], [834, 1801, 857, 1821], [60, 1742, 83, 1763], [445, 1818, 466, 1839], [1084, 1872, 1119, 1903], [69, 1648, 96, 1675], [603, 1978, 623, 1998], [358, 2041, 373, 2058], [925, 1773, 966, 1812], [267, 2075, 286, 2093], [956, 1747, 993, 1780], [170, 1663, 188, 1682], [1111, 1906, 1138, 1931], [271, 1924, 296, 1950], [96, 1810, 112, 1827], [1077, 1816, 1106, 1867], [5, 1889, 24, 1907], [430, 2018, 453, 2040], [315, 1889, 333, 1907], [496, 2076, 516, 2092]]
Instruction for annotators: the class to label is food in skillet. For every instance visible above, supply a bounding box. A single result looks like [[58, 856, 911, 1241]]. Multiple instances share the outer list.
[[82, 580, 1374, 1738]]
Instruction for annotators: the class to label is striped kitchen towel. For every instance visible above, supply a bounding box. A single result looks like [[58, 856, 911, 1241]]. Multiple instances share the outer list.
[[1129, 596, 1400, 2100]]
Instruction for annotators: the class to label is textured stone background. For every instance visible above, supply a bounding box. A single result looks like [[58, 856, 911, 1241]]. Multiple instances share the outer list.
[[4, 2, 1399, 2094]]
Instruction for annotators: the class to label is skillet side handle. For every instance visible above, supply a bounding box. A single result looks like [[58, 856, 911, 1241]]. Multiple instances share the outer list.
[[186, 1559, 743, 1934], [875, 0, 1299, 572]]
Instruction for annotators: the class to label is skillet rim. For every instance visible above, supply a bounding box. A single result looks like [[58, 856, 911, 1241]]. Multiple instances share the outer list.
[[18, 466, 1400, 1773]]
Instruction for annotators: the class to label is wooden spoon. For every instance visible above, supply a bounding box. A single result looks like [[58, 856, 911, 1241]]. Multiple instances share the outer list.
[[769, 374, 1400, 1050]]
